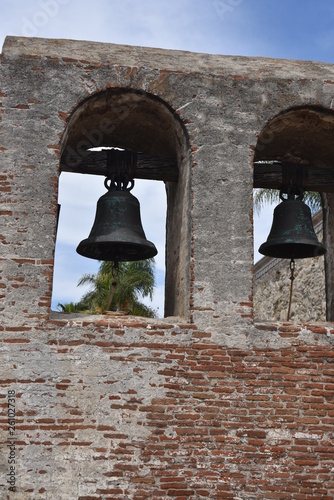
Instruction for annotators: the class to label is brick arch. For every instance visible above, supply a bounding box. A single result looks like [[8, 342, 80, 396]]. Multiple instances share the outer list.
[[58, 88, 192, 318]]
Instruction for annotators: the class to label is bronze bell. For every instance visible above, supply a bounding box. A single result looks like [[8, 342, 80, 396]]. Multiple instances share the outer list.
[[77, 186, 157, 262], [259, 189, 326, 259]]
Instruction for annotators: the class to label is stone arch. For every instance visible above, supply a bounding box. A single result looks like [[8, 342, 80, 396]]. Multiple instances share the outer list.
[[254, 105, 334, 167], [253, 105, 334, 320], [59, 88, 192, 318]]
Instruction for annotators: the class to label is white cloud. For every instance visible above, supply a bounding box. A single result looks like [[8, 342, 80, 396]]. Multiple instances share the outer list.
[[253, 201, 277, 263], [52, 241, 100, 308]]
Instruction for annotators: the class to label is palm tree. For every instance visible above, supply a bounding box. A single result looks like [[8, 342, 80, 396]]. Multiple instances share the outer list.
[[76, 258, 157, 317], [57, 301, 86, 313]]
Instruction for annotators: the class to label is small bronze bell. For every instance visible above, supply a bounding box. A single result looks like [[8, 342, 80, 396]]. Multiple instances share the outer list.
[[259, 188, 326, 259]]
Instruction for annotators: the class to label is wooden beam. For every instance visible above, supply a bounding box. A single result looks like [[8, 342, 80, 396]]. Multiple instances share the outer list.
[[254, 163, 334, 192], [60, 150, 178, 182]]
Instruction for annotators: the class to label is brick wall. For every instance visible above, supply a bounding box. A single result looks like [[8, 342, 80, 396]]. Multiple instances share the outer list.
[[2, 317, 334, 499], [2, 316, 334, 499], [1, 37, 334, 499]]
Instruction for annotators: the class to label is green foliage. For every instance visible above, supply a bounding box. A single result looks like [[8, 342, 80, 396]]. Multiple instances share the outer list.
[[75, 258, 157, 317], [57, 301, 87, 313]]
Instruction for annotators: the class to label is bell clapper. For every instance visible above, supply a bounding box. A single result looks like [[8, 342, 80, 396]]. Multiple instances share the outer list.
[[287, 258, 295, 321]]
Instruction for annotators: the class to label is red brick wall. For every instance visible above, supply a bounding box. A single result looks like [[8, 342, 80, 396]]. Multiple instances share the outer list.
[[1, 317, 334, 498]]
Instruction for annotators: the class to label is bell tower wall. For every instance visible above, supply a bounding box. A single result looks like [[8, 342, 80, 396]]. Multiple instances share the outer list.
[[1, 36, 334, 499]]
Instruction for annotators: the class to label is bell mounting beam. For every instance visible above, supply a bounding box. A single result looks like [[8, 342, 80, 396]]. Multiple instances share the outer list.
[[60, 150, 178, 182], [254, 162, 334, 192]]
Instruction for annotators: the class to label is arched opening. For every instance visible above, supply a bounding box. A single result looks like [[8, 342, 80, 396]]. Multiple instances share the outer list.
[[253, 105, 334, 322], [53, 88, 191, 318]]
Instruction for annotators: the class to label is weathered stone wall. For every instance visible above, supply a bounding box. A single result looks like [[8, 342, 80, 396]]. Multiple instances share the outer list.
[[1, 37, 334, 499], [254, 211, 326, 322]]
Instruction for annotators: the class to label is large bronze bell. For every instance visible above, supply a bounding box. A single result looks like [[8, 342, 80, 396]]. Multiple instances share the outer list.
[[259, 189, 326, 259], [77, 185, 157, 262]]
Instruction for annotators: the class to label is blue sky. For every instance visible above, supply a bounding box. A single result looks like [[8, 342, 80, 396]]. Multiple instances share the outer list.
[[1, 0, 333, 315]]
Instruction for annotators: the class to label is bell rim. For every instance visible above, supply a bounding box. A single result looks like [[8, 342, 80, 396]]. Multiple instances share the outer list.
[[76, 238, 158, 262], [259, 240, 326, 259]]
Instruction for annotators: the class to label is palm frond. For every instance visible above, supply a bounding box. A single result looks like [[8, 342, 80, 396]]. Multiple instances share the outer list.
[[77, 273, 96, 287], [253, 188, 280, 215], [74, 258, 157, 317]]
